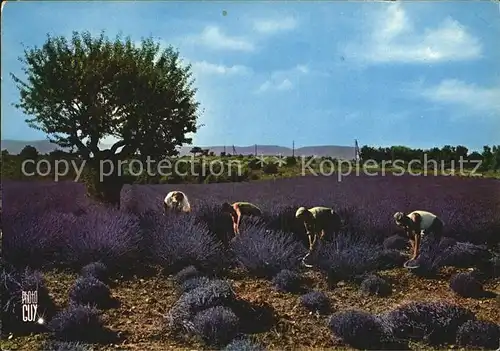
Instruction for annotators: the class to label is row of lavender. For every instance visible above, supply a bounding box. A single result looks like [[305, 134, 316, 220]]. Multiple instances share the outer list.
[[3, 176, 499, 271], [5, 175, 500, 238]]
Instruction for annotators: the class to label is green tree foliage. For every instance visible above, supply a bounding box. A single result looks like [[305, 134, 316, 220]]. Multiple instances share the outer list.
[[285, 156, 297, 166], [48, 149, 71, 160], [454, 145, 468, 162], [361, 144, 481, 167], [263, 162, 279, 174], [481, 146, 493, 170], [491, 145, 500, 171], [19, 145, 39, 160], [247, 157, 262, 170], [190, 146, 203, 156], [11, 31, 200, 206]]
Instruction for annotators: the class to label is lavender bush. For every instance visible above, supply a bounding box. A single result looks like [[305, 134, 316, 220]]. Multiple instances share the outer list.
[[449, 272, 486, 298], [376, 249, 408, 270], [223, 338, 266, 351], [166, 279, 236, 331], [2, 211, 76, 268], [194, 202, 236, 246], [64, 207, 141, 268], [359, 274, 392, 297], [310, 235, 384, 284], [383, 301, 476, 345], [383, 235, 409, 251], [328, 310, 394, 349], [146, 213, 229, 273], [39, 341, 93, 351], [179, 276, 212, 294], [456, 320, 500, 349], [47, 304, 106, 342], [192, 306, 240, 346], [299, 291, 331, 314], [271, 269, 302, 293], [174, 265, 203, 285], [68, 276, 115, 309], [230, 226, 305, 278], [80, 262, 109, 284], [439, 242, 492, 269]]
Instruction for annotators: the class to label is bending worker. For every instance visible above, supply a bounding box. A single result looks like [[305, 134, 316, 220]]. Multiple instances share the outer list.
[[222, 202, 262, 235], [164, 191, 191, 214], [393, 210, 444, 261], [295, 206, 342, 265]]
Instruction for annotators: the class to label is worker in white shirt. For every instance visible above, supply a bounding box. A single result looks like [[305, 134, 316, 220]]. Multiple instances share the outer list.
[[296, 206, 342, 267], [164, 191, 191, 214], [393, 210, 444, 262]]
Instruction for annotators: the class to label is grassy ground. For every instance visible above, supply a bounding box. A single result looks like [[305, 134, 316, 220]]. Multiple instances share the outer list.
[[2, 264, 499, 351]]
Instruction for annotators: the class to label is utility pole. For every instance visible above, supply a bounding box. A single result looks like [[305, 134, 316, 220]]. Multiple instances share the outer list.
[[254, 144, 257, 156], [292, 140, 295, 157], [354, 139, 360, 161]]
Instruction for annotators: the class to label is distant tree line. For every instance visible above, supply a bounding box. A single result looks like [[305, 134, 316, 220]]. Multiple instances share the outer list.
[[2, 143, 499, 182], [360, 145, 500, 171]]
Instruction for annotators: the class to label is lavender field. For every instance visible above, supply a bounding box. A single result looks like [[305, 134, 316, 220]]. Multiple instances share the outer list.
[[1, 175, 500, 350]]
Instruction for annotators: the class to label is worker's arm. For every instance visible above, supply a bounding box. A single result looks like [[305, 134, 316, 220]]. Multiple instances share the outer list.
[[408, 237, 415, 255], [234, 205, 242, 234], [304, 221, 314, 249], [409, 213, 422, 260], [309, 228, 326, 252], [412, 231, 421, 260], [307, 232, 314, 250], [317, 227, 326, 240], [309, 232, 318, 251]]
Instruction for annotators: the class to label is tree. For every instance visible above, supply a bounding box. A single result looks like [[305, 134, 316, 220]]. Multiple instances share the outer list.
[[440, 145, 454, 164], [11, 31, 200, 206], [427, 147, 441, 162], [491, 145, 500, 171], [190, 146, 203, 156], [481, 146, 493, 170], [49, 148, 71, 160], [467, 151, 483, 162], [201, 149, 210, 156], [454, 145, 468, 162], [2, 150, 9, 157], [19, 145, 39, 160], [360, 146, 376, 161]]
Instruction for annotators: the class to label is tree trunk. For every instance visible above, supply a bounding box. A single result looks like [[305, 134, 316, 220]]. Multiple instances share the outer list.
[[82, 153, 124, 208]]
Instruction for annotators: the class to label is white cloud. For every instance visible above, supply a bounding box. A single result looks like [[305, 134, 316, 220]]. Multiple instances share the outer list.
[[253, 16, 298, 34], [420, 79, 500, 114], [191, 61, 252, 76], [258, 79, 293, 93], [186, 25, 254, 52], [295, 64, 309, 74], [255, 64, 309, 93], [345, 3, 482, 64]]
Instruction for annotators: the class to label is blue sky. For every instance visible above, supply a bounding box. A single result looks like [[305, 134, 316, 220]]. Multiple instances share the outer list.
[[2, 1, 499, 151]]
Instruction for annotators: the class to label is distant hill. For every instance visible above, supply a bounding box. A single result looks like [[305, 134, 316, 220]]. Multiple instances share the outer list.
[[1, 140, 357, 159]]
